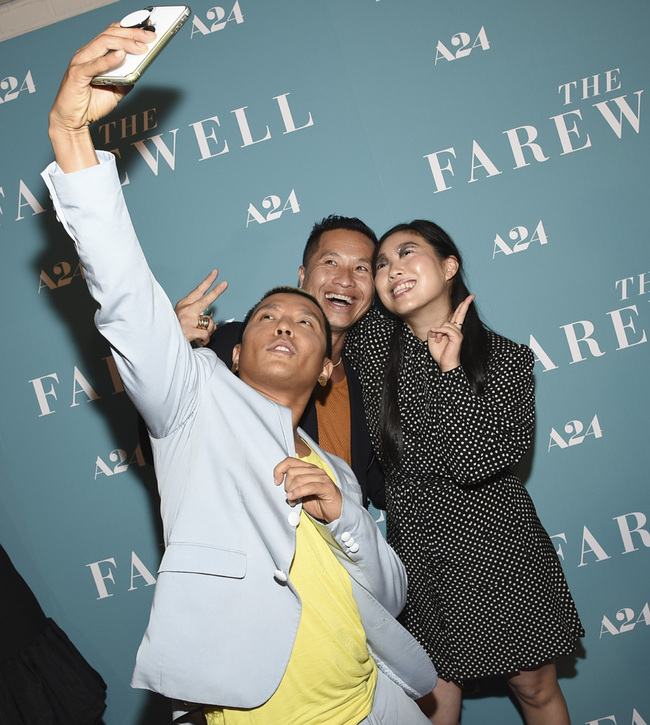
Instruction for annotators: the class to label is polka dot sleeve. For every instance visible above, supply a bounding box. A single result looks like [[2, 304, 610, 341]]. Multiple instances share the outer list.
[[434, 338, 535, 487]]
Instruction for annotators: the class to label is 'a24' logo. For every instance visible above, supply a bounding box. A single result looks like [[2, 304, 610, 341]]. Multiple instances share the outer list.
[[548, 415, 603, 452], [191, 2, 243, 39], [435, 27, 489, 64], [600, 603, 650, 637], [246, 190, 300, 227], [493, 221, 548, 259], [94, 445, 145, 480], [0, 71, 36, 104], [38, 260, 85, 293]]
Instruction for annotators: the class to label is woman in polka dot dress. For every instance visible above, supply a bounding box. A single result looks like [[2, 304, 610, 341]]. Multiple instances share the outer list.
[[344, 220, 584, 725]]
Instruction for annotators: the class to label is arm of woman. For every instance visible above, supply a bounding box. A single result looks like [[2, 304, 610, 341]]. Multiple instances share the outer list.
[[435, 338, 535, 487], [342, 307, 396, 377]]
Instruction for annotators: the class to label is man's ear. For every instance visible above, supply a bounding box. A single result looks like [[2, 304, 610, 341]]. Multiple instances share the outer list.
[[232, 344, 240, 366], [298, 266, 306, 288], [319, 358, 334, 384]]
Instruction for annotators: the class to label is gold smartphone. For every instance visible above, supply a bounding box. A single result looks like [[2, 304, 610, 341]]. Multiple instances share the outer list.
[[93, 5, 191, 86]]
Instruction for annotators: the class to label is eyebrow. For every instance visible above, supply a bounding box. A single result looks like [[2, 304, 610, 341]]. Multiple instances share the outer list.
[[317, 251, 373, 265], [375, 240, 419, 265], [381, 240, 419, 256], [256, 301, 324, 326], [256, 302, 281, 313]]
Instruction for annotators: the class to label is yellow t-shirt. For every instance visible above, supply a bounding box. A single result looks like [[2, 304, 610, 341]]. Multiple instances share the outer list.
[[205, 446, 377, 725]]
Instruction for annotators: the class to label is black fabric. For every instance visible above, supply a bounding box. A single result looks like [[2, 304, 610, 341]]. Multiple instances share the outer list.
[[0, 544, 48, 663], [345, 311, 585, 682], [0, 545, 107, 724]]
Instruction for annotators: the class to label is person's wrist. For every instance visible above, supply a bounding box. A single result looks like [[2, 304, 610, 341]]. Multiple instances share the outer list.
[[48, 120, 98, 173], [440, 361, 461, 373], [48, 115, 90, 144]]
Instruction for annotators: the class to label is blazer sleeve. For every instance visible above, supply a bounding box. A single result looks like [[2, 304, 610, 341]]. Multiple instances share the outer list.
[[308, 468, 406, 618], [42, 153, 216, 439]]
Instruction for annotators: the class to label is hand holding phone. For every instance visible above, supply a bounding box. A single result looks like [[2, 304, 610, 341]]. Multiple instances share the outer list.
[[93, 5, 191, 86]]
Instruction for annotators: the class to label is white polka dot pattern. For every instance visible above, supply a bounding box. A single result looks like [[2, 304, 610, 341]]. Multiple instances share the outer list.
[[345, 309, 584, 683]]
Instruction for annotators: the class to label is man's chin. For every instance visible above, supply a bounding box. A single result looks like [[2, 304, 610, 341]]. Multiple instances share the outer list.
[[329, 317, 358, 335]]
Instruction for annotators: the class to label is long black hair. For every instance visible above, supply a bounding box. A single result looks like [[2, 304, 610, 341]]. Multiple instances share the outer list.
[[377, 220, 490, 469]]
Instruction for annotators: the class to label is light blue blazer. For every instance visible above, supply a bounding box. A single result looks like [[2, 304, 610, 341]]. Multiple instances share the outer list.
[[43, 154, 437, 718]]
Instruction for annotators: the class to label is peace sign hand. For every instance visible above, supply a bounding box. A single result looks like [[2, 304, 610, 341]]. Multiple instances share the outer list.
[[175, 269, 228, 346], [427, 295, 475, 372]]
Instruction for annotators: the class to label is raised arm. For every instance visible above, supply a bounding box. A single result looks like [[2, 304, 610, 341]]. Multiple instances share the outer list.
[[43, 26, 228, 437]]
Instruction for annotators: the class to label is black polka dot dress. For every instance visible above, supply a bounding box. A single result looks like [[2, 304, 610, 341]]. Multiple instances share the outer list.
[[345, 309, 584, 684]]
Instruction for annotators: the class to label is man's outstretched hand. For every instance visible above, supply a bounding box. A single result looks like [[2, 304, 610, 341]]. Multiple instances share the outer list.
[[48, 24, 155, 172]]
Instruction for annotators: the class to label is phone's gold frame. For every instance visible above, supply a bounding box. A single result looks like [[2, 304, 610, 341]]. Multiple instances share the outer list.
[[92, 5, 191, 86]]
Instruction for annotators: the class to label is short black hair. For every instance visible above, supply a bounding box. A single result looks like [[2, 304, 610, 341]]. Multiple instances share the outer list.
[[240, 286, 333, 359], [302, 215, 378, 269]]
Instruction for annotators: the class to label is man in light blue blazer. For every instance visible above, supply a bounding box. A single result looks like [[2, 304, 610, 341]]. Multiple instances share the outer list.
[[43, 22, 436, 725]]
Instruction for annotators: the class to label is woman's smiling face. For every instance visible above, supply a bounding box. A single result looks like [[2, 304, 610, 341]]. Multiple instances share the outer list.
[[375, 230, 456, 321]]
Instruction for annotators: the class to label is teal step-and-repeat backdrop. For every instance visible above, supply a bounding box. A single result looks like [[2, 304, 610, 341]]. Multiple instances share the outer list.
[[1, 1, 648, 723]]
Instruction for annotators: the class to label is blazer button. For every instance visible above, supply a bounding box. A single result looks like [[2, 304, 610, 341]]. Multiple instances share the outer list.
[[287, 510, 301, 527], [274, 569, 288, 583], [349, 543, 360, 553], [341, 532, 351, 542]]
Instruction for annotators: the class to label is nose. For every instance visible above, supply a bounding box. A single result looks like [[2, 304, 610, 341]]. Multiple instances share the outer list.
[[275, 318, 293, 336], [334, 266, 354, 286], [388, 263, 402, 281]]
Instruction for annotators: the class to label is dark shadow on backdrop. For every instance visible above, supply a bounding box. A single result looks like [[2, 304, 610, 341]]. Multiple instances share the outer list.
[[513, 373, 536, 486], [34, 86, 183, 537], [136, 691, 172, 725], [91, 87, 184, 158]]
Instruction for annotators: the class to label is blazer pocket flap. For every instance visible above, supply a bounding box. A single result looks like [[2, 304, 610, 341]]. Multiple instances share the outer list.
[[159, 543, 247, 579]]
